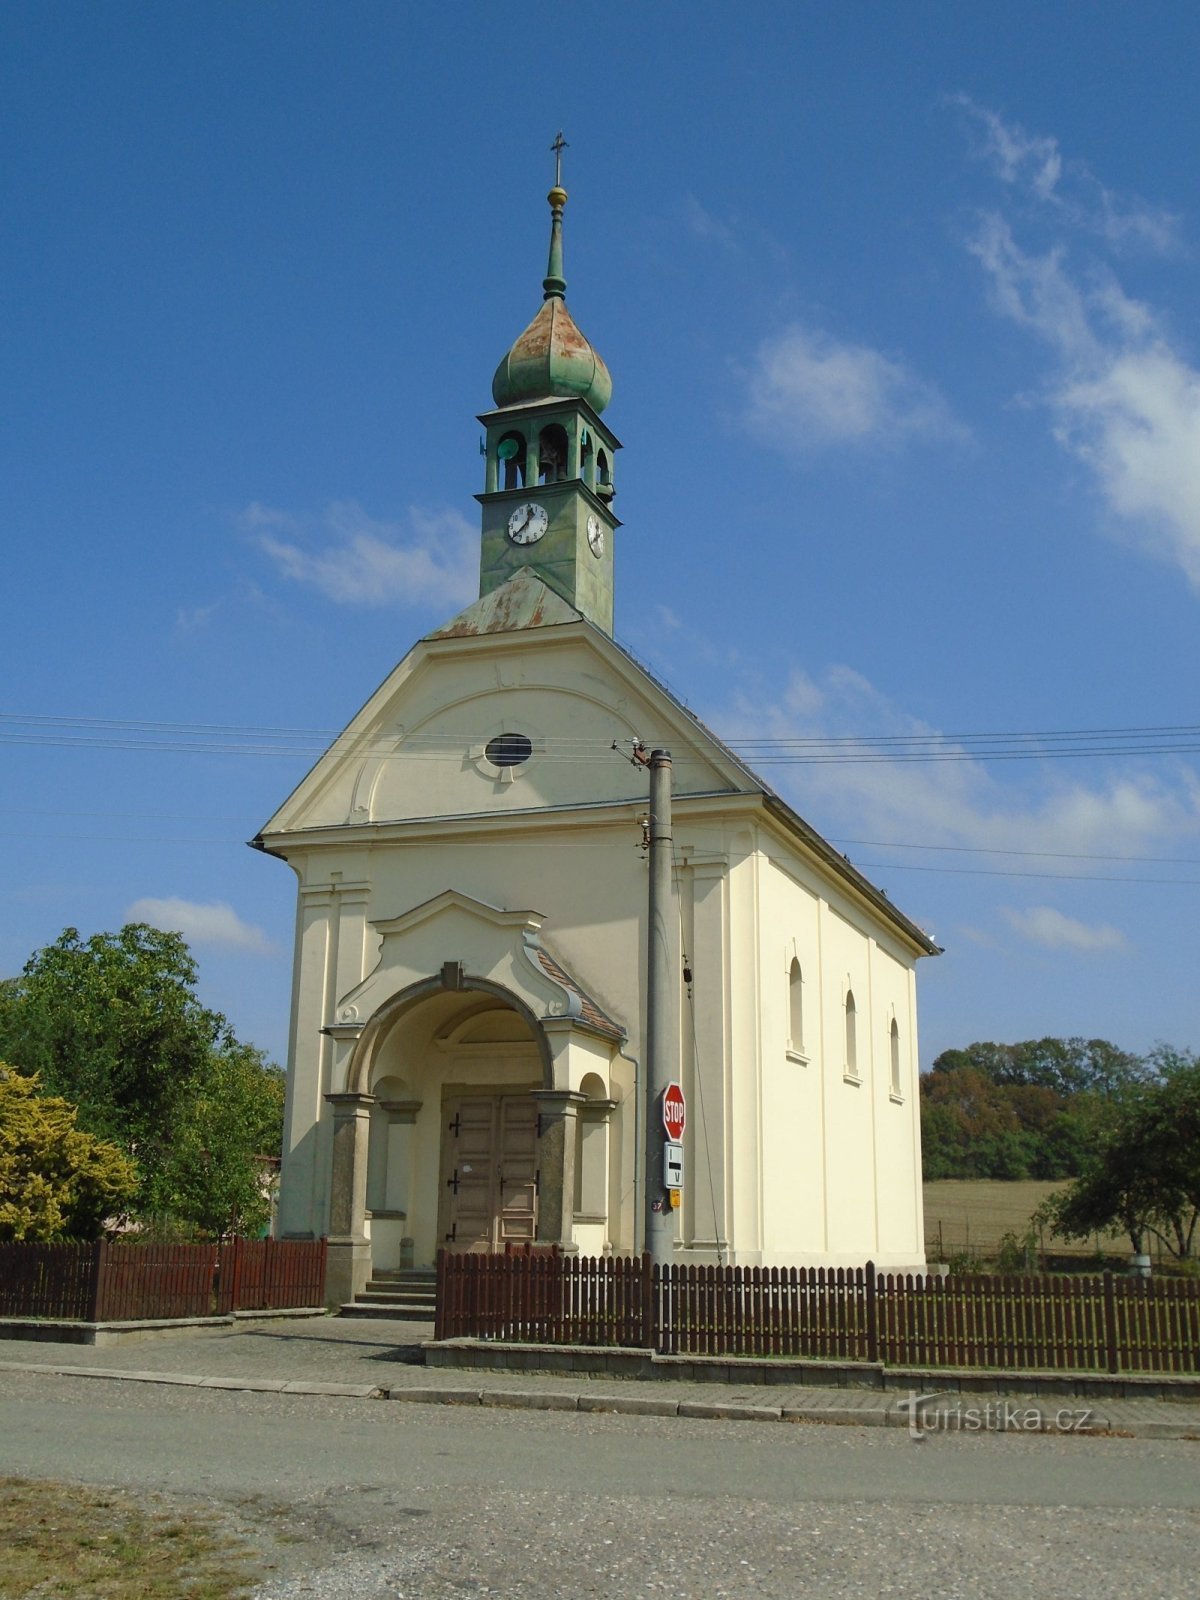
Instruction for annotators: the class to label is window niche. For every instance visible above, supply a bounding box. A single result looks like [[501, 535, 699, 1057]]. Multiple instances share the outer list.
[[889, 1018, 903, 1100], [844, 988, 859, 1082], [786, 956, 806, 1062], [573, 1073, 615, 1221]]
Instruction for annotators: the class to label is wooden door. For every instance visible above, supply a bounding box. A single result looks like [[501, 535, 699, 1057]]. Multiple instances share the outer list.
[[442, 1095, 538, 1251]]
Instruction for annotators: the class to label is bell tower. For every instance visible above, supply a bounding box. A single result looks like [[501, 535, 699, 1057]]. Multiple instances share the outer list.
[[476, 135, 622, 634]]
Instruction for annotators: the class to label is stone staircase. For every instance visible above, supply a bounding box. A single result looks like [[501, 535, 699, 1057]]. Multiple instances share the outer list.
[[340, 1267, 438, 1322]]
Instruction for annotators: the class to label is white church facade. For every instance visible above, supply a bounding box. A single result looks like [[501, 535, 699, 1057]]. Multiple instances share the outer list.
[[256, 166, 938, 1305]]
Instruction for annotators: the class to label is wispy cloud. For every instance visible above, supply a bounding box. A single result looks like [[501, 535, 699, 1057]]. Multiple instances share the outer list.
[[958, 105, 1200, 588], [954, 97, 1180, 254], [247, 501, 478, 610], [722, 663, 1200, 864], [741, 325, 968, 454], [127, 897, 276, 955], [1001, 905, 1128, 953], [970, 215, 1200, 587]]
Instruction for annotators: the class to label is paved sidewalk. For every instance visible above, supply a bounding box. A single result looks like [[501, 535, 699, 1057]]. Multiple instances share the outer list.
[[1, 1314, 1198, 1439]]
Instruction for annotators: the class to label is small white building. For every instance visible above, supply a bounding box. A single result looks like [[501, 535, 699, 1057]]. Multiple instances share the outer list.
[[256, 175, 938, 1305]]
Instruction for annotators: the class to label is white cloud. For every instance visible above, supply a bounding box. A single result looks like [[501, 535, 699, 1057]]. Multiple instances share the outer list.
[[722, 663, 1200, 865], [248, 500, 478, 610], [741, 325, 968, 453], [1001, 906, 1128, 953], [969, 215, 1200, 587], [955, 97, 1180, 254], [127, 897, 276, 955]]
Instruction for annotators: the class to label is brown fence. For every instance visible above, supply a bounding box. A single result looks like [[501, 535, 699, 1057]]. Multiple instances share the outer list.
[[0, 1237, 327, 1322], [436, 1251, 1200, 1376]]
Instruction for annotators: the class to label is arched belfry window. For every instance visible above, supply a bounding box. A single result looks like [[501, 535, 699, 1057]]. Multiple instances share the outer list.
[[890, 1018, 902, 1098], [581, 428, 595, 489], [596, 448, 613, 499], [497, 432, 526, 491], [844, 989, 858, 1078], [538, 424, 569, 485], [787, 958, 804, 1056]]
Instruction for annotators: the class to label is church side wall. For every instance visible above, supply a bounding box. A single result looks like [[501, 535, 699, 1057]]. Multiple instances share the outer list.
[[754, 845, 926, 1269]]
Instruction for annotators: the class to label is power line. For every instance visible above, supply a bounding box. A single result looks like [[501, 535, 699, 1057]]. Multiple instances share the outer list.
[[4, 710, 1200, 764]]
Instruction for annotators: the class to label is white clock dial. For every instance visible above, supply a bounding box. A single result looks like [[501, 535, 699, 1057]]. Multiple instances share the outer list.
[[507, 502, 548, 545], [586, 514, 605, 557]]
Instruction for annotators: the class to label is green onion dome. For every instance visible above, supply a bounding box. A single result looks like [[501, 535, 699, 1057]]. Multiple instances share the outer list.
[[491, 185, 613, 415]]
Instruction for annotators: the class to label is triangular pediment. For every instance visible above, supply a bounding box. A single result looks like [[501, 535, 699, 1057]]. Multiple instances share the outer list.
[[255, 572, 755, 839]]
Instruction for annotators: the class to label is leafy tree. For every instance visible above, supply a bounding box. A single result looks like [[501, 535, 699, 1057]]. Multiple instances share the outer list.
[[1040, 1050, 1200, 1258], [154, 1042, 286, 1238], [922, 1037, 1145, 1181], [0, 1065, 137, 1240], [0, 925, 284, 1237]]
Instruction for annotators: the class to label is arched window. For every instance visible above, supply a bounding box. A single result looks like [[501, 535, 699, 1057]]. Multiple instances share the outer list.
[[844, 989, 858, 1078], [497, 432, 526, 491], [538, 424, 569, 485], [890, 1019, 902, 1098], [596, 448, 612, 499], [788, 958, 804, 1055]]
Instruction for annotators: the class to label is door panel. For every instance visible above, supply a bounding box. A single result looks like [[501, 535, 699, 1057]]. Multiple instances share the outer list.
[[497, 1098, 539, 1245], [443, 1095, 538, 1251]]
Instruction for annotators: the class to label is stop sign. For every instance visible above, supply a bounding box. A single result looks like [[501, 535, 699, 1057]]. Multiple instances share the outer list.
[[661, 1082, 686, 1141]]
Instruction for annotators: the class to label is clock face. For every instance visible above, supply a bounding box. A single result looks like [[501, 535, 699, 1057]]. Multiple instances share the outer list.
[[587, 514, 605, 557], [507, 502, 548, 545]]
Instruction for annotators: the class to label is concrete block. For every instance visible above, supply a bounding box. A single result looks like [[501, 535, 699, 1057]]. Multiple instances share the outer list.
[[678, 1401, 782, 1422], [197, 1377, 288, 1392], [479, 1389, 579, 1411], [577, 1393, 680, 1417], [384, 1387, 483, 1405], [280, 1380, 381, 1397]]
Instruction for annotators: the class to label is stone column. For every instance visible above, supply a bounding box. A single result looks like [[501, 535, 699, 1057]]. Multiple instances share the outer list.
[[324, 1091, 374, 1307], [532, 1089, 586, 1251]]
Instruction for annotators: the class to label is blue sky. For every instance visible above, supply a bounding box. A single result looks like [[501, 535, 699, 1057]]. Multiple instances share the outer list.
[[4, 2, 1199, 1070]]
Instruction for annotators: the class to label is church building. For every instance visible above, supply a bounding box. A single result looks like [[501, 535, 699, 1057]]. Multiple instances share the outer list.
[[255, 159, 939, 1306]]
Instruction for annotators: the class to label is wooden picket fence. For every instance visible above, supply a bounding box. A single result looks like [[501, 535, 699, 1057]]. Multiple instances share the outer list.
[[435, 1251, 1200, 1376], [0, 1237, 327, 1322]]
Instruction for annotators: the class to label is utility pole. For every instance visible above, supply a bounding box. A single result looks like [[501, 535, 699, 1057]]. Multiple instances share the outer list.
[[644, 748, 676, 1267]]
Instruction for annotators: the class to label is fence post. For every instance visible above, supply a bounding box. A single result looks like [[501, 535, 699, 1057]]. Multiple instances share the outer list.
[[227, 1235, 244, 1315], [640, 1252, 655, 1351], [1103, 1271, 1119, 1374], [865, 1260, 878, 1365], [434, 1249, 446, 1341], [87, 1238, 106, 1323]]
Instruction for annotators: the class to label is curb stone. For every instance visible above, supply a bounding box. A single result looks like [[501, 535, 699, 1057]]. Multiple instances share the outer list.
[[2, 1359, 1199, 1437]]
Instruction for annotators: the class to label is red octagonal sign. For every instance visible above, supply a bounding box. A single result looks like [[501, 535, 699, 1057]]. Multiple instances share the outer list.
[[662, 1082, 686, 1141]]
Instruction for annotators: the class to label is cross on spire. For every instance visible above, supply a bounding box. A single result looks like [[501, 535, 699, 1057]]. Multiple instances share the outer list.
[[551, 130, 568, 187]]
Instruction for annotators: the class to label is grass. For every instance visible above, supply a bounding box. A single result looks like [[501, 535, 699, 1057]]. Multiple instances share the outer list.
[[0, 1477, 262, 1600], [923, 1178, 1127, 1261]]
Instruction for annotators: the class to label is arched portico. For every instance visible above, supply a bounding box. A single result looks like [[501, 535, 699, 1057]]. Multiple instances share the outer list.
[[320, 905, 626, 1303]]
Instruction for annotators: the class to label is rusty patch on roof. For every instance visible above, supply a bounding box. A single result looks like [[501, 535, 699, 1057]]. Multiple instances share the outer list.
[[426, 570, 582, 639], [535, 944, 624, 1040]]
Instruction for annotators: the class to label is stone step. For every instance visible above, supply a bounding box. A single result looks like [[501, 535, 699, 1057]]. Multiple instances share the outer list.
[[340, 1299, 436, 1321], [365, 1281, 436, 1297]]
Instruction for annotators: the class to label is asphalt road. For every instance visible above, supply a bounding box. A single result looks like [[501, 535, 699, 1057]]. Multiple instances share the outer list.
[[2, 1370, 1197, 1599]]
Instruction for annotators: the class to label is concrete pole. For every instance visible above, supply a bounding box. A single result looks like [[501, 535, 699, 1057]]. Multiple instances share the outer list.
[[645, 749, 676, 1267]]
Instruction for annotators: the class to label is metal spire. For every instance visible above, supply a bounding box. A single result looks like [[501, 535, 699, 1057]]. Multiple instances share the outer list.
[[543, 132, 568, 301]]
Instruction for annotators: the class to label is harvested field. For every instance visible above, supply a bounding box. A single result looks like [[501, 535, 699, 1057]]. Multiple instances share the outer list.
[[923, 1179, 1127, 1263]]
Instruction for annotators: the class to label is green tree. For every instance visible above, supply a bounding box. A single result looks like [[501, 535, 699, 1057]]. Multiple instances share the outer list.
[[155, 1043, 286, 1238], [1042, 1050, 1200, 1259], [0, 925, 284, 1237], [0, 1065, 138, 1240], [922, 1037, 1145, 1181]]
